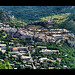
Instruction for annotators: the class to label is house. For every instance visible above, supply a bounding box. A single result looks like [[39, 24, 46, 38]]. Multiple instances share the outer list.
[[41, 68, 45, 69], [57, 58, 61, 63], [9, 28, 17, 33], [20, 65, 25, 69], [20, 35, 32, 41], [0, 44, 6, 47], [0, 44, 6, 53], [39, 58, 49, 63], [35, 63, 40, 66], [9, 51, 19, 55], [37, 46, 47, 49], [1, 50, 6, 53], [30, 46, 34, 49], [9, 42, 14, 46], [65, 55, 68, 57], [43, 62, 49, 67], [0, 59, 4, 63], [21, 56, 31, 62], [40, 49, 59, 54], [10, 64, 15, 68], [1, 41, 5, 43], [16, 43, 23, 47], [14, 68, 17, 69], [40, 49, 53, 54], [3, 27, 11, 31], [32, 49, 35, 54], [12, 47, 28, 52], [12, 55, 18, 60], [17, 53, 23, 56], [49, 59, 56, 62], [25, 64, 32, 69], [63, 65, 68, 69], [9, 46, 13, 50], [28, 62, 32, 65], [0, 23, 3, 27]]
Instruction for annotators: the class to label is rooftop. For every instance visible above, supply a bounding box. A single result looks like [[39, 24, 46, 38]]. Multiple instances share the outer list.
[[12, 47, 27, 50], [21, 56, 30, 59], [37, 46, 47, 49], [0, 44, 6, 46]]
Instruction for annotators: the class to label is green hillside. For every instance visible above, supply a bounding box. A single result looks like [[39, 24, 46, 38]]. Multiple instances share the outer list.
[[0, 6, 72, 23], [0, 9, 11, 23], [0, 6, 75, 33]]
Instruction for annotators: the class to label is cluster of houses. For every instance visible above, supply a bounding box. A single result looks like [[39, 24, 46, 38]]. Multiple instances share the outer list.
[[0, 22, 73, 69], [8, 46, 34, 69], [0, 23, 74, 44]]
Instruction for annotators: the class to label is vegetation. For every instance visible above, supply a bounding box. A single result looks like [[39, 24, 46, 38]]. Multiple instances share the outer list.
[[0, 59, 12, 69], [0, 9, 11, 23], [0, 6, 72, 23], [0, 6, 75, 69]]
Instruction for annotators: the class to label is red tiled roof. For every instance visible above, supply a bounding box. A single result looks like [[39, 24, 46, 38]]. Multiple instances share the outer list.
[[12, 47, 27, 50]]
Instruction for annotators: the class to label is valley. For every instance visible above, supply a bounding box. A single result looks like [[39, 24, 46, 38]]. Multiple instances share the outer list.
[[0, 6, 75, 69]]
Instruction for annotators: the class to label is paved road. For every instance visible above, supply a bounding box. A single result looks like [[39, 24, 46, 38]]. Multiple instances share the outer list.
[[28, 50, 36, 69]]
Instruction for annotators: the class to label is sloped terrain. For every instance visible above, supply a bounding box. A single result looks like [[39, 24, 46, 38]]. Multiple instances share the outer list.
[[0, 9, 11, 23]]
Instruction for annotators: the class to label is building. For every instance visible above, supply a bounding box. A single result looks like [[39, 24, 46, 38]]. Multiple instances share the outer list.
[[0, 44, 6, 53], [20, 65, 25, 69], [57, 58, 61, 64], [12, 47, 28, 52], [40, 49, 53, 54], [40, 49, 59, 55], [9, 51, 20, 55], [12, 55, 18, 60], [39, 58, 49, 63], [10, 64, 15, 68], [49, 59, 56, 62], [43, 62, 49, 67], [0, 23, 3, 27], [37, 46, 47, 49], [25, 64, 32, 69], [21, 56, 31, 62], [0, 59, 4, 63]]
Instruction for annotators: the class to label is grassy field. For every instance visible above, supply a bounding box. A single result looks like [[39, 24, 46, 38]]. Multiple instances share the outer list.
[[28, 25, 44, 29], [40, 13, 71, 24]]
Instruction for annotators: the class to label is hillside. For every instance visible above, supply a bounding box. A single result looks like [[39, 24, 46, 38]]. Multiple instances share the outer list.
[[0, 6, 75, 33], [0, 9, 11, 23], [0, 6, 72, 23]]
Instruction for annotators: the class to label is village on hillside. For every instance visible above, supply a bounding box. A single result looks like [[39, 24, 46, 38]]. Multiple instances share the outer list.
[[0, 21, 75, 69]]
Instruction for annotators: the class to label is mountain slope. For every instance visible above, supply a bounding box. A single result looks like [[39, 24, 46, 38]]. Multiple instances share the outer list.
[[0, 9, 11, 23], [1, 6, 75, 33], [0, 6, 72, 23]]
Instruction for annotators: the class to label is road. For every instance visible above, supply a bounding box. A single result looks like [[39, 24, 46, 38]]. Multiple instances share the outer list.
[[28, 50, 36, 69]]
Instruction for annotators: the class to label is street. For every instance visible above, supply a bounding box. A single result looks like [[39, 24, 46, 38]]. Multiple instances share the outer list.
[[28, 49, 36, 69]]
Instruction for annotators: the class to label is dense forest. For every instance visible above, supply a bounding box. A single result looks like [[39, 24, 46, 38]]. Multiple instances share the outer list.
[[0, 6, 73, 23]]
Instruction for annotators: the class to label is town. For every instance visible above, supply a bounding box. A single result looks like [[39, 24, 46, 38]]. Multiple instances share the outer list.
[[0, 22, 75, 69]]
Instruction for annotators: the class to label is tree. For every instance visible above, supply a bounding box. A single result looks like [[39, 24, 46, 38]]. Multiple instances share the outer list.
[[0, 61, 4, 69], [4, 59, 12, 69]]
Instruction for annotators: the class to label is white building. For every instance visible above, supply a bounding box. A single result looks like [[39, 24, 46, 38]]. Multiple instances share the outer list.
[[21, 56, 31, 61], [0, 44, 6, 53], [40, 49, 59, 54], [39, 58, 49, 63]]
